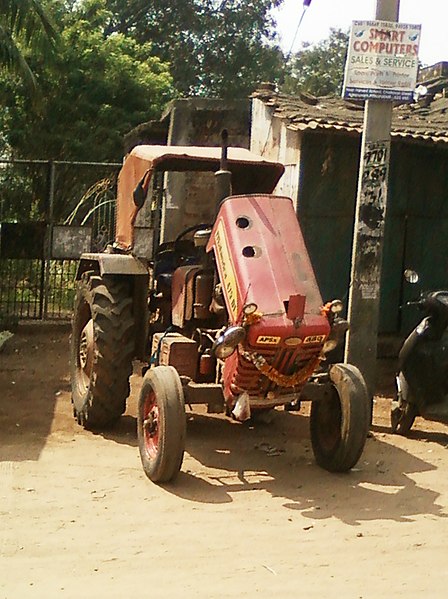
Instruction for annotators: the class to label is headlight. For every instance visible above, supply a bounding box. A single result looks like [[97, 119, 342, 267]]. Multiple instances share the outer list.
[[330, 299, 344, 314], [321, 318, 349, 354], [243, 303, 258, 315], [212, 326, 246, 359], [322, 339, 339, 353]]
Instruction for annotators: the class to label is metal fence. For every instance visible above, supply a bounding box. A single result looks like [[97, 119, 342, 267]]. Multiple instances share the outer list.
[[0, 159, 121, 324]]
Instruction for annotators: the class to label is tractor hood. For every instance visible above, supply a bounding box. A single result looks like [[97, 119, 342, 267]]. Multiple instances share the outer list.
[[115, 145, 285, 250]]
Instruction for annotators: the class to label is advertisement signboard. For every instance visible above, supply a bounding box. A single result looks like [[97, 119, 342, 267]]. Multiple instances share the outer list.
[[343, 20, 421, 102]]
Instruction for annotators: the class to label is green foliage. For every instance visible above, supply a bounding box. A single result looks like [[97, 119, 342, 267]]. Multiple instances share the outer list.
[[282, 28, 349, 97], [0, 162, 46, 223], [0, 0, 174, 162], [104, 0, 285, 97], [0, 0, 291, 163], [0, 0, 58, 91]]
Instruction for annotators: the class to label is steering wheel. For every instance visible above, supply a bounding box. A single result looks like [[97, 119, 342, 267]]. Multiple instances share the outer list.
[[174, 223, 213, 246]]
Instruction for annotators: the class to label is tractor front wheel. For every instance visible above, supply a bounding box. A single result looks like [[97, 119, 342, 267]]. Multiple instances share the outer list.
[[70, 272, 134, 429], [310, 363, 370, 473], [137, 366, 186, 483]]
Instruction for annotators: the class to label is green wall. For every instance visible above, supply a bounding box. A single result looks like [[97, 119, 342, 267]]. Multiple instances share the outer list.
[[298, 131, 448, 335]]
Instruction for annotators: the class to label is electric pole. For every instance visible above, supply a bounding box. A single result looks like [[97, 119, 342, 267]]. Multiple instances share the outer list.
[[344, 0, 401, 398]]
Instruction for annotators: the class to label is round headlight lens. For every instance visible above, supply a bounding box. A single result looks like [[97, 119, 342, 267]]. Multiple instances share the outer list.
[[213, 342, 237, 360], [243, 303, 258, 315], [330, 299, 344, 314], [212, 326, 246, 359], [322, 339, 338, 354]]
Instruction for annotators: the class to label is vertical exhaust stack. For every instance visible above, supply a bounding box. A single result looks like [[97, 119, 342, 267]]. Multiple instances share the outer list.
[[214, 129, 232, 212]]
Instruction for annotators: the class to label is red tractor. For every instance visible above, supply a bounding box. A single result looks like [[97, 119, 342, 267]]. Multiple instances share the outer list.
[[71, 134, 370, 483]]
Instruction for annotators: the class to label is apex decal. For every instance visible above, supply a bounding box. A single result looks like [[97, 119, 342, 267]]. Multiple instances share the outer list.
[[256, 335, 281, 345]]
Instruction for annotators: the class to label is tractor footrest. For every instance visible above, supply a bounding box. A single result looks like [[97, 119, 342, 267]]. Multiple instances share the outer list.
[[183, 381, 224, 412]]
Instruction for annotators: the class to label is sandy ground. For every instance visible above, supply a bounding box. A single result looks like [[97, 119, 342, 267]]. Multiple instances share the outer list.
[[1, 326, 448, 599]]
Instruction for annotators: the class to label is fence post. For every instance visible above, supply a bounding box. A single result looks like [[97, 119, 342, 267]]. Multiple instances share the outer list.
[[43, 161, 56, 320]]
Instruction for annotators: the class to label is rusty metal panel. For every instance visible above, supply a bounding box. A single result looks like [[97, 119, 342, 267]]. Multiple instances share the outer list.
[[171, 266, 201, 327], [193, 271, 214, 319], [52, 225, 92, 259], [152, 333, 198, 379]]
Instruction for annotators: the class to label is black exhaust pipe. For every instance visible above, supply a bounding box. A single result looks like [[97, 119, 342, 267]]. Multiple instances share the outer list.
[[214, 129, 232, 210]]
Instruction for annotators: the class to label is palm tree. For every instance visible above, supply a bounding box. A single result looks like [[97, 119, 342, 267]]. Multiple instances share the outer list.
[[0, 0, 57, 90]]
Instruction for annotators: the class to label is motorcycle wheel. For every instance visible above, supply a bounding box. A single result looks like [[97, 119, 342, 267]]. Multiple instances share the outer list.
[[390, 401, 417, 435], [391, 372, 418, 435]]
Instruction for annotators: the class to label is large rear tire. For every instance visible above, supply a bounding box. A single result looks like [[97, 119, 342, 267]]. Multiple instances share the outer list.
[[70, 272, 134, 429], [310, 363, 370, 473], [137, 366, 186, 483]]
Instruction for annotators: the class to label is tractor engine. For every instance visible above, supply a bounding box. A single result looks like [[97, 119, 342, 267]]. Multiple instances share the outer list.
[[206, 193, 331, 410]]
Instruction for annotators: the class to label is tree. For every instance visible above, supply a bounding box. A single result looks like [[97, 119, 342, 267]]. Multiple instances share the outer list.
[[0, 0, 174, 226], [104, 0, 285, 97], [0, 0, 174, 162], [282, 28, 349, 97], [0, 0, 58, 91]]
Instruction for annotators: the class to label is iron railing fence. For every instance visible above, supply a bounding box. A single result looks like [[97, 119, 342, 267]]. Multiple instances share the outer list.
[[0, 159, 121, 324]]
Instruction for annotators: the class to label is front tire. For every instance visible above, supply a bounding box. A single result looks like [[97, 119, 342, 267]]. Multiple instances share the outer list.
[[70, 272, 134, 429], [137, 366, 186, 483], [310, 363, 370, 473]]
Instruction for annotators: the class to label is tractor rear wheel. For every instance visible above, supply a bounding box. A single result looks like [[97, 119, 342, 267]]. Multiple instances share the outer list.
[[70, 272, 134, 429], [137, 366, 186, 483], [310, 363, 370, 473]]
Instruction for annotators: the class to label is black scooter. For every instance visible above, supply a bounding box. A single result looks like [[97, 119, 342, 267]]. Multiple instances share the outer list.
[[391, 271, 448, 434]]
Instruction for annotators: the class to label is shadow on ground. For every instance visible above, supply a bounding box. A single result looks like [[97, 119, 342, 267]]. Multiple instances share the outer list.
[[98, 402, 447, 525], [0, 326, 70, 462]]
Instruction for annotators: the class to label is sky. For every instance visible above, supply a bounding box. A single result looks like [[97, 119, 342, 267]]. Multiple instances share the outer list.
[[274, 0, 447, 66]]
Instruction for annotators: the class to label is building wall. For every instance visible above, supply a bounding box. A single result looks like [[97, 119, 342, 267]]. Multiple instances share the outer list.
[[300, 132, 448, 335], [250, 98, 301, 209], [162, 98, 250, 240], [298, 131, 360, 315]]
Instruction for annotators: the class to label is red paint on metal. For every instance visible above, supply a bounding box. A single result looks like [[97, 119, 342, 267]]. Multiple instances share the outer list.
[[286, 293, 306, 321], [207, 194, 331, 402]]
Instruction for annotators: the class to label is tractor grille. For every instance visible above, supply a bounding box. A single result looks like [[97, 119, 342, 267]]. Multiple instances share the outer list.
[[229, 344, 320, 398]]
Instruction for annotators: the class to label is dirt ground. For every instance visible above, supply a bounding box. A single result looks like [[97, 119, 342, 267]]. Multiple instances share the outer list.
[[1, 326, 448, 599]]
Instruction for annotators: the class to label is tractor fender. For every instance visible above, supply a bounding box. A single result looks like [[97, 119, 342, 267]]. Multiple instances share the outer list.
[[75, 252, 148, 280]]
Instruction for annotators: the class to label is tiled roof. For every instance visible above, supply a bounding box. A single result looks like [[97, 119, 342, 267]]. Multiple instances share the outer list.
[[252, 87, 448, 145]]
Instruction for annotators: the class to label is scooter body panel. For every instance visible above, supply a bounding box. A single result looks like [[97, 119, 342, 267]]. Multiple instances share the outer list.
[[399, 319, 448, 422]]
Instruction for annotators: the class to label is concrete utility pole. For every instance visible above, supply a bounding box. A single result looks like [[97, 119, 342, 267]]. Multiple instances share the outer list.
[[344, 0, 400, 398]]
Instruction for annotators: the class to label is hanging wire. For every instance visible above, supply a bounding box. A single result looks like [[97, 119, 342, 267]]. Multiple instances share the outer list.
[[285, 2, 311, 63], [261, 1, 312, 155]]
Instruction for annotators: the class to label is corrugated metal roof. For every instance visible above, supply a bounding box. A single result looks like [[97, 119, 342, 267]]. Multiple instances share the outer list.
[[252, 87, 448, 145]]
